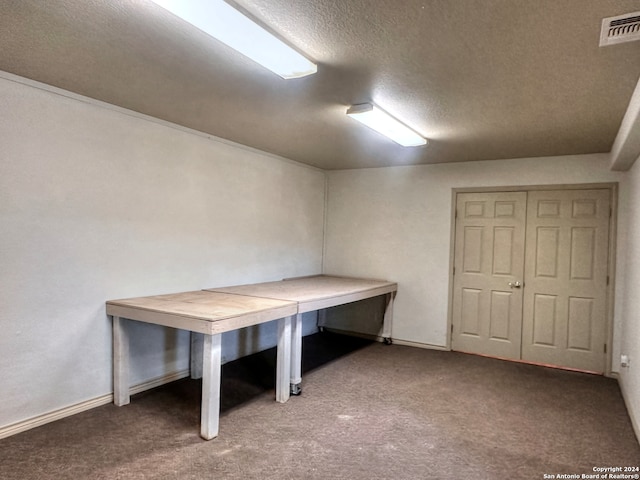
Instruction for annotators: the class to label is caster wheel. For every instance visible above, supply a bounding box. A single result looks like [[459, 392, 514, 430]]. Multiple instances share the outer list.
[[383, 337, 392, 345], [290, 384, 302, 396]]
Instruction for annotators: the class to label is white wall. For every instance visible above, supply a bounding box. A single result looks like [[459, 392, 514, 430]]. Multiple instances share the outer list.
[[324, 155, 629, 365], [0, 74, 325, 431], [3, 70, 637, 440], [618, 158, 640, 438]]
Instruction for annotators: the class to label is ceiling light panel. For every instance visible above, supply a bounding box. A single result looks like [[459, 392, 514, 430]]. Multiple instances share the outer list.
[[347, 103, 427, 147], [151, 0, 317, 79]]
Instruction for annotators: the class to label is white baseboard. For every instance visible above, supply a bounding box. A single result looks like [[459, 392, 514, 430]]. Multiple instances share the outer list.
[[0, 369, 190, 440], [322, 328, 449, 352], [390, 338, 450, 351], [617, 374, 640, 445], [321, 327, 385, 342], [128, 369, 190, 396], [0, 394, 113, 440]]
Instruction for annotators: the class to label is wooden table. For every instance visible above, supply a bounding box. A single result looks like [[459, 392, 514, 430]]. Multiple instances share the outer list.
[[106, 290, 297, 440], [205, 275, 397, 395]]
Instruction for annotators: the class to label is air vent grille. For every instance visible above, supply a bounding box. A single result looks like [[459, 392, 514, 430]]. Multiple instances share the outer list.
[[600, 11, 640, 46]]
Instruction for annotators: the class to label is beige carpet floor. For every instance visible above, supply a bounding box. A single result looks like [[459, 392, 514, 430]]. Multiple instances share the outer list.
[[1, 332, 638, 479]]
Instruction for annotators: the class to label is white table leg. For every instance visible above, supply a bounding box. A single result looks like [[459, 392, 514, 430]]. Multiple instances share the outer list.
[[382, 292, 395, 344], [317, 308, 327, 330], [290, 313, 303, 395], [201, 333, 222, 440], [112, 316, 130, 406], [190, 332, 204, 379], [276, 316, 292, 403]]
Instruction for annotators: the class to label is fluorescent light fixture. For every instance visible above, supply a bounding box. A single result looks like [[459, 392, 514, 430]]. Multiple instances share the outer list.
[[346, 103, 427, 147], [150, 0, 317, 79]]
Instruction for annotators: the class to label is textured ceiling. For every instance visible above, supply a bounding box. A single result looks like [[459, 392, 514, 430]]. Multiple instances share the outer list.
[[1, 0, 640, 169]]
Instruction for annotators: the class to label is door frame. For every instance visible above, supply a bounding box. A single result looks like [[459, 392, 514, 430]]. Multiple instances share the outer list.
[[446, 182, 619, 377]]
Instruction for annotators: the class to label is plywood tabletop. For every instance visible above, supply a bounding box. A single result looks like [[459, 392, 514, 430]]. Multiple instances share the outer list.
[[106, 290, 297, 334], [205, 275, 397, 313]]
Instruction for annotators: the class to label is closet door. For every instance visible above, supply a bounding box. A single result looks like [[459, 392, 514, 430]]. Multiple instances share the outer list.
[[521, 189, 610, 373], [451, 192, 527, 360]]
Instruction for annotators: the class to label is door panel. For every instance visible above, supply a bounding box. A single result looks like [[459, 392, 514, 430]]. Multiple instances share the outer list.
[[451, 192, 526, 359], [532, 293, 558, 346], [535, 227, 560, 278], [461, 288, 481, 335], [493, 227, 515, 275], [521, 189, 610, 373]]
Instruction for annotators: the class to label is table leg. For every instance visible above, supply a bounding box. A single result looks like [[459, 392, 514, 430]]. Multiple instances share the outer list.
[[290, 313, 302, 395], [382, 292, 395, 345], [201, 333, 222, 440], [276, 316, 292, 403], [190, 332, 204, 379], [112, 316, 130, 406], [317, 308, 327, 332]]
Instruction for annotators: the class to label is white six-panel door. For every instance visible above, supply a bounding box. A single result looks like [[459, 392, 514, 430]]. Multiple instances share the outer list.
[[451, 188, 611, 373], [522, 190, 610, 372], [451, 192, 527, 360]]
